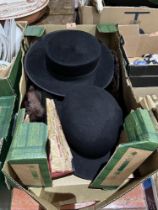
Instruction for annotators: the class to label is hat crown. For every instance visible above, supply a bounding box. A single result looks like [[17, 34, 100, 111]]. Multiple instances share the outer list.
[[24, 30, 114, 97], [45, 30, 101, 77], [60, 86, 123, 158]]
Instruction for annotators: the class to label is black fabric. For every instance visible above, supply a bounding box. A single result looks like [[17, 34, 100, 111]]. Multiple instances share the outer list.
[[45, 30, 101, 77], [24, 30, 114, 97], [57, 86, 123, 179], [71, 149, 111, 180]]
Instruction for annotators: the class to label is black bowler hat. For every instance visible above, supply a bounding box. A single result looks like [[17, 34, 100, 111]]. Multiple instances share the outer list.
[[57, 86, 123, 180], [24, 30, 114, 97]]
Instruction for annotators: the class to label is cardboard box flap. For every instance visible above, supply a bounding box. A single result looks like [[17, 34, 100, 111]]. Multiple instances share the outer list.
[[30, 153, 158, 210], [80, 6, 158, 33], [4, 153, 158, 210], [118, 24, 140, 57], [0, 96, 15, 139], [2, 160, 116, 210], [119, 24, 158, 57], [124, 108, 158, 142], [13, 109, 26, 134], [137, 34, 158, 55]]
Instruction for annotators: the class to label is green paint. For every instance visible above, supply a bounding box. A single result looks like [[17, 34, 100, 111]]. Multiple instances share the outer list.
[[97, 24, 118, 33]]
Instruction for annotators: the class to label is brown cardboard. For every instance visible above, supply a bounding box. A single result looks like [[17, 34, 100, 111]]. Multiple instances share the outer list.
[[2, 24, 158, 210], [79, 6, 158, 33], [96, 148, 152, 188], [118, 24, 158, 87], [119, 24, 158, 57], [29, 175, 116, 206]]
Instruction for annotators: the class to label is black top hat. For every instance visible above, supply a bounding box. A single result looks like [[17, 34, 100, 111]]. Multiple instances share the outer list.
[[24, 30, 114, 97], [57, 86, 123, 180]]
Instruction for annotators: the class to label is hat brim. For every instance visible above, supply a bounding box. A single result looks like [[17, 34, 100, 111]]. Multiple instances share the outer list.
[[71, 149, 111, 180], [24, 33, 114, 97]]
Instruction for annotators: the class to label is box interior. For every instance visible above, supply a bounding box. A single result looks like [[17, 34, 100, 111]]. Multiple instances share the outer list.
[[2, 24, 158, 210]]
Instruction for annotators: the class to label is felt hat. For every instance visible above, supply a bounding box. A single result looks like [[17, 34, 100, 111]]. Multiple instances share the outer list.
[[24, 30, 114, 97], [56, 86, 123, 180]]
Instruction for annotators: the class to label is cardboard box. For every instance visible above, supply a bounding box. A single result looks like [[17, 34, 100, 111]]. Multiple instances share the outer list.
[[79, 6, 158, 33], [2, 24, 158, 210], [0, 22, 27, 181], [0, 22, 26, 98], [79, 4, 158, 86], [119, 24, 158, 87], [46, 99, 73, 178], [90, 108, 158, 190], [6, 109, 52, 187], [0, 96, 15, 178]]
